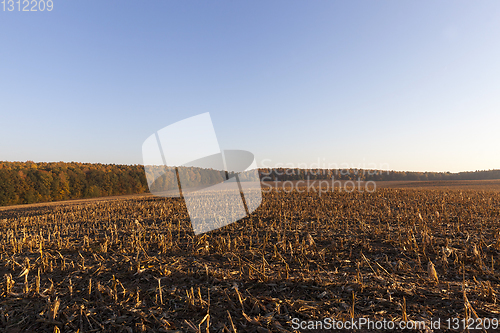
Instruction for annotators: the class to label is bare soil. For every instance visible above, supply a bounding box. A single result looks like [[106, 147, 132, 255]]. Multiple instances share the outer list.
[[0, 182, 499, 332]]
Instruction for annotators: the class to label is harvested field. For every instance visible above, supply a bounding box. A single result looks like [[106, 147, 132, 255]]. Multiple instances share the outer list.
[[263, 179, 500, 192], [0, 186, 499, 332]]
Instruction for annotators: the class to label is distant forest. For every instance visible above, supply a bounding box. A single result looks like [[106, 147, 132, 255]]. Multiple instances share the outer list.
[[0, 161, 499, 206], [0, 162, 148, 206], [259, 168, 500, 182]]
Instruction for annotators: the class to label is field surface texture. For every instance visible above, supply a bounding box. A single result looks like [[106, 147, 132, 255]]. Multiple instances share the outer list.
[[0, 183, 499, 332]]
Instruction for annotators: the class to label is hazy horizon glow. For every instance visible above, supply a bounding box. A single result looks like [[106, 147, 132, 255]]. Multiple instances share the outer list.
[[1, 1, 499, 173]]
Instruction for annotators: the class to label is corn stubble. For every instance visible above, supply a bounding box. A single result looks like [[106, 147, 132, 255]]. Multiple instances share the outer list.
[[0, 188, 499, 332]]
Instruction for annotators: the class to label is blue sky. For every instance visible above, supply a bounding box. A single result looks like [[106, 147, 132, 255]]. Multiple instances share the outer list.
[[0, 0, 499, 172]]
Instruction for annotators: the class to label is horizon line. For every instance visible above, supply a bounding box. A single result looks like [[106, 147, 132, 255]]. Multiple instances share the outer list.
[[1, 160, 498, 175]]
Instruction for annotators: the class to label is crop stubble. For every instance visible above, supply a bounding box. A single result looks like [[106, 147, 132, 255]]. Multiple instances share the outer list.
[[0, 186, 499, 332]]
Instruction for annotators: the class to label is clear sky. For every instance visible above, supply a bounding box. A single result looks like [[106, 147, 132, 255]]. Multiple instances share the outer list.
[[0, 0, 499, 172]]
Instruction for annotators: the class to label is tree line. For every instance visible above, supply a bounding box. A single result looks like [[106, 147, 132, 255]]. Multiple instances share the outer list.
[[0, 161, 148, 206], [0, 161, 237, 206], [259, 168, 500, 182], [0, 161, 499, 206]]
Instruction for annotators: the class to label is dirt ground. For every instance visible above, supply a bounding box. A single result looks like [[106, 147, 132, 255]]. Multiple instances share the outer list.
[[0, 181, 499, 332]]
